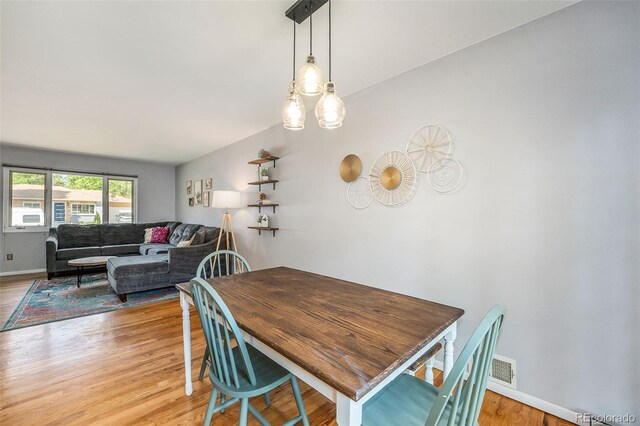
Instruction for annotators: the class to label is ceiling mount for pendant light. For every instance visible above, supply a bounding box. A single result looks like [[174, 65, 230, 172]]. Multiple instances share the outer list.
[[282, 19, 305, 130], [315, 0, 345, 128], [297, 11, 324, 96]]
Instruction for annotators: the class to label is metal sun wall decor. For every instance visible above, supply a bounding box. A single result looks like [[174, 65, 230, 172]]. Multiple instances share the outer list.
[[341, 124, 465, 209], [369, 151, 417, 206]]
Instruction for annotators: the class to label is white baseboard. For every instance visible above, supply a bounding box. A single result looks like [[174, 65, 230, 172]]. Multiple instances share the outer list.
[[432, 360, 581, 424], [0, 268, 46, 277]]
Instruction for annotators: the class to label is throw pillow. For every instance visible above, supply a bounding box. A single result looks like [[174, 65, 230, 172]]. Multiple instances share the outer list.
[[192, 229, 206, 246], [144, 228, 153, 243], [176, 234, 195, 248], [149, 227, 170, 243]]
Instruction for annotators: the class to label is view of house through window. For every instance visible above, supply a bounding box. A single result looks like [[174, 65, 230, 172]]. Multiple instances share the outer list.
[[52, 173, 103, 225], [108, 179, 134, 223], [9, 171, 46, 227], [3, 167, 137, 231]]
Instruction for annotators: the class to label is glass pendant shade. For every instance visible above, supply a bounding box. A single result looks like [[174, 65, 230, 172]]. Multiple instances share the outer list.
[[282, 81, 305, 130], [297, 55, 324, 96], [315, 82, 346, 129]]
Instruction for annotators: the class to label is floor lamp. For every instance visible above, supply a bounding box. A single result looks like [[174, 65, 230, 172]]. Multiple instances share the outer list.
[[211, 190, 242, 254]]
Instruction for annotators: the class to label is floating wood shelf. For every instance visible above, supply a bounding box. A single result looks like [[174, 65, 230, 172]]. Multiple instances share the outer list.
[[248, 156, 279, 167], [247, 180, 278, 190], [247, 204, 279, 213], [248, 226, 279, 237]]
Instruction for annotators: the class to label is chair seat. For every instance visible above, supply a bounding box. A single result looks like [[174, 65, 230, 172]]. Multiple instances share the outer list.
[[362, 373, 455, 426], [211, 343, 291, 396]]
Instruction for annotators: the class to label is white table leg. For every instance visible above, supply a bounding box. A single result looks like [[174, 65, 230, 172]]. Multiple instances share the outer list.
[[336, 393, 362, 426], [443, 322, 457, 380], [180, 292, 193, 396]]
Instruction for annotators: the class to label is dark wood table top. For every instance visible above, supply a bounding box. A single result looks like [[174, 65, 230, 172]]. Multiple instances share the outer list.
[[177, 266, 464, 401]]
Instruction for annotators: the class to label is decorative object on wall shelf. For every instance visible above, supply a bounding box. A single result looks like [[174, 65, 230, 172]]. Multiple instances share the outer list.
[[339, 154, 362, 182], [369, 151, 416, 206], [257, 213, 269, 228], [428, 156, 464, 193], [260, 167, 271, 181], [347, 176, 373, 209], [249, 193, 278, 213], [406, 124, 453, 172], [186, 180, 193, 195], [205, 178, 213, 190], [202, 191, 210, 207], [258, 149, 272, 159]]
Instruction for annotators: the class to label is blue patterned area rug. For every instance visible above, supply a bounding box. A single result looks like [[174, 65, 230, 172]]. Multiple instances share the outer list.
[[2, 273, 179, 331]]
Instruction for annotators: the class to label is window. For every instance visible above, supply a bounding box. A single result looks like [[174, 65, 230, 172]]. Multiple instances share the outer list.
[[3, 167, 138, 232], [6, 170, 46, 230], [108, 179, 134, 223], [71, 203, 96, 215], [54, 173, 103, 225]]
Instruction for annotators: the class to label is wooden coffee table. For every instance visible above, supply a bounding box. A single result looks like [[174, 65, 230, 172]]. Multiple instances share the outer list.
[[68, 256, 116, 288]]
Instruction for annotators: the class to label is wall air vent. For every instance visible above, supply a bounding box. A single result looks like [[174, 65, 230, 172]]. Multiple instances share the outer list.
[[488, 354, 517, 389]]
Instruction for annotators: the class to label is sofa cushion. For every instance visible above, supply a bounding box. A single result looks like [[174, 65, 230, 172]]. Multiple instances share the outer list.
[[101, 244, 142, 256], [56, 246, 102, 260], [107, 254, 169, 279], [148, 247, 170, 255], [132, 222, 177, 244], [57, 224, 101, 249], [139, 243, 174, 255], [100, 224, 137, 246], [168, 224, 202, 246]]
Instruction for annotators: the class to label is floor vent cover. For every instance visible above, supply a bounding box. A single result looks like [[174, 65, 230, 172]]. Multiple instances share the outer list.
[[488, 355, 516, 389]]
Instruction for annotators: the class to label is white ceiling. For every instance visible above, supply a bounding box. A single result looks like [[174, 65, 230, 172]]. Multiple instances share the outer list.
[[1, 1, 576, 165]]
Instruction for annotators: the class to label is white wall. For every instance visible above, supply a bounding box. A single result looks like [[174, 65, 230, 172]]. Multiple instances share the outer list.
[[0, 145, 176, 273], [176, 1, 639, 418]]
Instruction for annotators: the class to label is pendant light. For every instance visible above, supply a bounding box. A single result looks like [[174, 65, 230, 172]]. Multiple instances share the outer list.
[[283, 20, 305, 130], [315, 0, 345, 128], [297, 12, 324, 96]]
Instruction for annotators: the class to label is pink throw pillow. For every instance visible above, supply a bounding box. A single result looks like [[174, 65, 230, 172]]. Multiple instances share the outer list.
[[149, 227, 170, 243]]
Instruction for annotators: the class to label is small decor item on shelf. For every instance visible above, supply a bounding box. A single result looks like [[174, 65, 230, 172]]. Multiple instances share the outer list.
[[258, 149, 272, 159], [186, 180, 193, 195], [205, 178, 213, 190], [257, 192, 271, 205], [257, 213, 269, 228], [347, 176, 373, 209], [203, 191, 211, 207], [406, 124, 453, 172], [260, 167, 271, 181], [428, 156, 464, 193], [339, 154, 362, 182]]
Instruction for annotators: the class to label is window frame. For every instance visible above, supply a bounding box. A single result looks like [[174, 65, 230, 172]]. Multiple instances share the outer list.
[[70, 203, 96, 215], [22, 201, 42, 209], [3, 166, 138, 233]]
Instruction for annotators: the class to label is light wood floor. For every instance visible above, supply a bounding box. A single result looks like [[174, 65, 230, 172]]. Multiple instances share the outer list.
[[0, 273, 574, 425]]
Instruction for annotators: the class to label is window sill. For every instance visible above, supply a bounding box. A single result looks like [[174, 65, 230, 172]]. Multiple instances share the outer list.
[[3, 227, 48, 234]]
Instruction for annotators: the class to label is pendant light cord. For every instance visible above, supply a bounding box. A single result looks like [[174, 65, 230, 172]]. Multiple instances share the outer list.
[[309, 12, 313, 55], [292, 19, 296, 80], [328, 0, 332, 81]]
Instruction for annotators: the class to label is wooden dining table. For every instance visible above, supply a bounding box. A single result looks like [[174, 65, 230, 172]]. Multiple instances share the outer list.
[[176, 266, 464, 426]]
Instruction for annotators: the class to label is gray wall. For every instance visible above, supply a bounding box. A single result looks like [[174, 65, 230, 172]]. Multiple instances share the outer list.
[[175, 1, 639, 417], [0, 145, 176, 273]]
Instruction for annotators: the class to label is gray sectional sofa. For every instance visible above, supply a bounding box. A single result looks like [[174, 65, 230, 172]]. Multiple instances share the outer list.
[[46, 222, 222, 302]]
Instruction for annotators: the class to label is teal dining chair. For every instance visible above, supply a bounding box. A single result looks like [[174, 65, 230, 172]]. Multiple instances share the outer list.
[[362, 305, 506, 426], [191, 277, 309, 426]]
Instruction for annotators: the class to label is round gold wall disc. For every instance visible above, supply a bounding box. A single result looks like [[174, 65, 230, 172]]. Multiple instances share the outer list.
[[340, 154, 363, 182], [380, 166, 402, 190]]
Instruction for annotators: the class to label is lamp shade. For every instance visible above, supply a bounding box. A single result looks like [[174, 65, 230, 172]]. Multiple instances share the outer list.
[[211, 191, 241, 209]]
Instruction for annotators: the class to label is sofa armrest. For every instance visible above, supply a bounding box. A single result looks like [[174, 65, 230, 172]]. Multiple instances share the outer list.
[[168, 240, 216, 282], [46, 229, 59, 274]]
